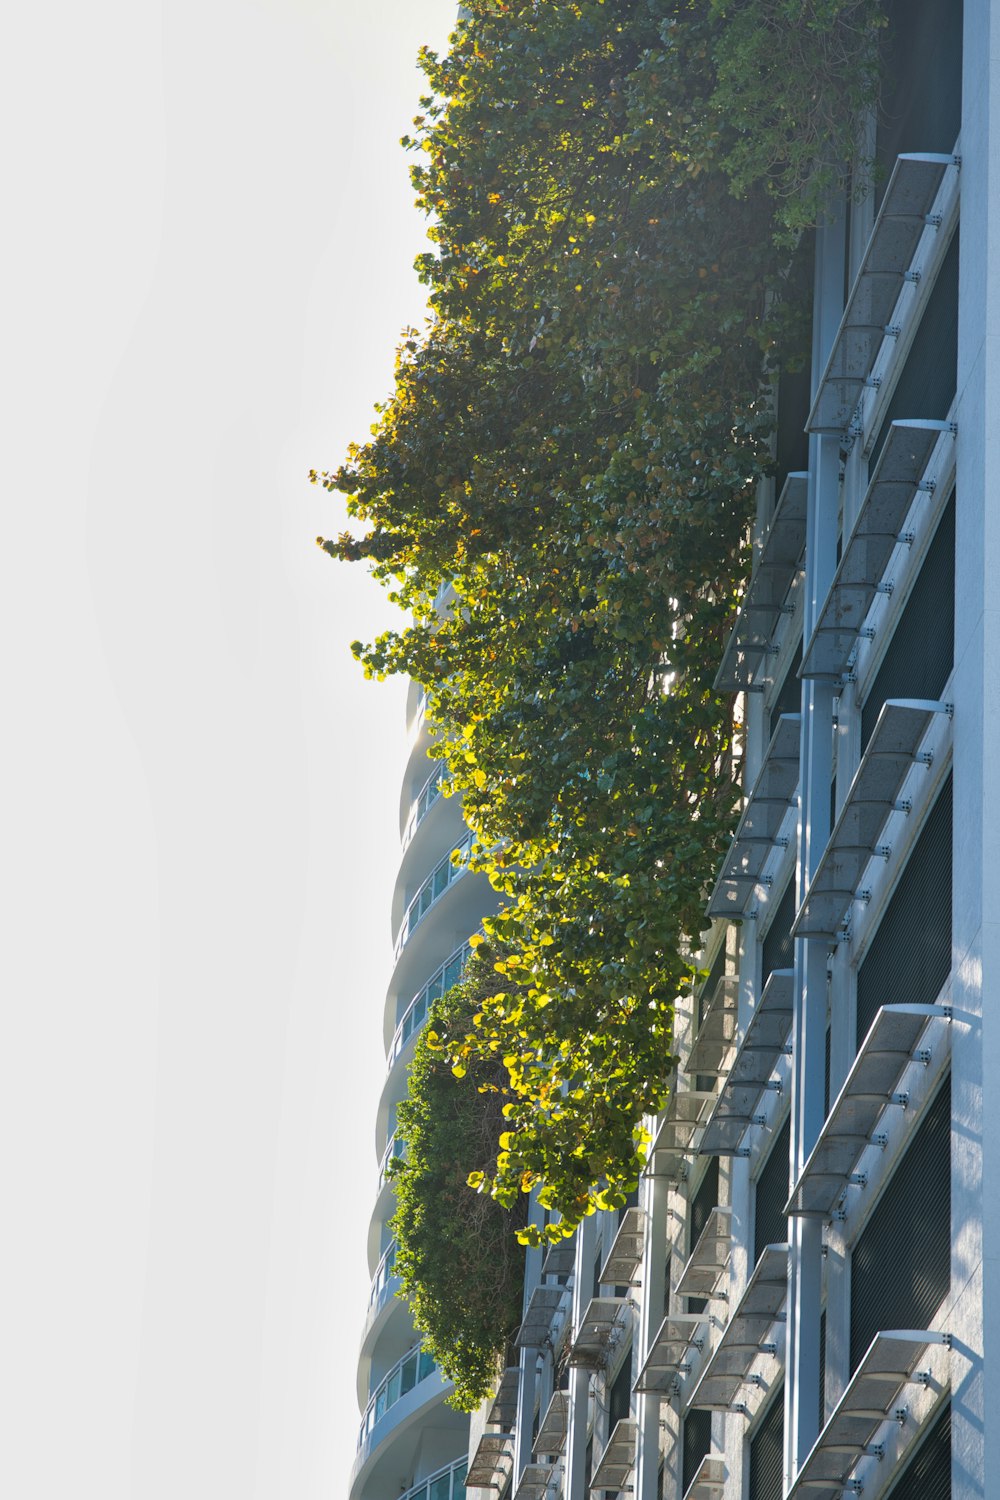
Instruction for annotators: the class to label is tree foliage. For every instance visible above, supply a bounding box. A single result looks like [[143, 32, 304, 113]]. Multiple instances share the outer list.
[[390, 950, 527, 1410], [316, 0, 884, 1243]]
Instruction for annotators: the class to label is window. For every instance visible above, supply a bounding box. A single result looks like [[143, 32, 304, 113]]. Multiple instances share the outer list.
[[748, 1387, 784, 1500], [850, 1076, 951, 1373], [855, 776, 952, 1050], [762, 880, 796, 985], [754, 1116, 791, 1266], [885, 1401, 950, 1499], [860, 497, 955, 752], [682, 1409, 713, 1495]]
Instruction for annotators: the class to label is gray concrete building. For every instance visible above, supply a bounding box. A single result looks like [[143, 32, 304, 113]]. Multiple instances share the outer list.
[[355, 3, 993, 1497], [465, 3, 988, 1498]]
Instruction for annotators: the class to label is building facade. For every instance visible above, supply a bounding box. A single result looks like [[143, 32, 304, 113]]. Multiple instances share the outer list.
[[463, 3, 993, 1499]]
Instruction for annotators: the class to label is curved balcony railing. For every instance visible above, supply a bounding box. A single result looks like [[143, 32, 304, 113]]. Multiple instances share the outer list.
[[377, 1133, 406, 1194], [402, 764, 448, 851], [369, 1241, 397, 1310], [359, 1344, 439, 1447], [401, 1457, 468, 1500], [394, 833, 475, 962], [388, 944, 472, 1071]]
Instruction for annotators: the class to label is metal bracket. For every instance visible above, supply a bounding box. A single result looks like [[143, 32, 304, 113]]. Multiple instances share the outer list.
[[874, 1133, 888, 1151], [903, 270, 921, 284], [894, 1406, 908, 1425], [894, 798, 912, 815], [925, 211, 943, 228], [916, 750, 934, 766], [916, 1370, 932, 1389], [859, 627, 876, 641], [917, 478, 937, 493], [885, 323, 902, 338], [867, 1443, 885, 1461], [918, 1048, 932, 1067], [892, 1091, 910, 1108], [858, 888, 872, 905], [850, 1172, 868, 1189], [897, 531, 915, 547], [875, 844, 892, 861], [875, 581, 894, 596]]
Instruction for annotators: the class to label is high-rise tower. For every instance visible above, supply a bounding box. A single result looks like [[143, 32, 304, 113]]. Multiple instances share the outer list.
[[351, 680, 501, 1500]]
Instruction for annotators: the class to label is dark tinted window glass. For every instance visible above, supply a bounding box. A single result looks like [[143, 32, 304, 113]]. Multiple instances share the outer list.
[[876, 0, 962, 181], [861, 495, 955, 750], [869, 233, 959, 472], [690, 1158, 720, 1251], [887, 1402, 950, 1500], [762, 880, 796, 984], [768, 640, 803, 741], [682, 1409, 713, 1494], [856, 775, 952, 1048], [748, 1388, 784, 1500], [850, 1076, 950, 1372], [608, 1347, 632, 1428], [754, 1115, 791, 1266]]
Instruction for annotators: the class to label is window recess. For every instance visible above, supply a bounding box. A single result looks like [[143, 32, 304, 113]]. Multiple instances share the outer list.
[[784, 1003, 951, 1221], [683, 1245, 788, 1415], [646, 1089, 719, 1187], [589, 1418, 636, 1495], [633, 1314, 710, 1401], [792, 700, 951, 943], [687, 975, 740, 1081], [706, 715, 801, 921], [800, 421, 955, 683], [533, 1391, 569, 1459], [599, 1208, 645, 1291], [681, 1454, 726, 1500], [785, 1331, 949, 1499], [675, 1208, 733, 1305], [699, 970, 793, 1159], [715, 474, 807, 694], [808, 153, 958, 437]]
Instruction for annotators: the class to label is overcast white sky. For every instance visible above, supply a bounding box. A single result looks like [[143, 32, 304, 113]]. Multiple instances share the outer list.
[[3, 1, 458, 1494]]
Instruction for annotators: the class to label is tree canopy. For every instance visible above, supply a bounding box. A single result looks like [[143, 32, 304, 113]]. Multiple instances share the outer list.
[[317, 0, 884, 1251]]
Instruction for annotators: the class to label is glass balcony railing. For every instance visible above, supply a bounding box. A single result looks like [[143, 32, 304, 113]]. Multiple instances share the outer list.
[[402, 764, 448, 850], [377, 1133, 405, 1193], [401, 1457, 467, 1500], [359, 1344, 439, 1446], [369, 1241, 397, 1310], [394, 834, 475, 962], [388, 944, 472, 1071]]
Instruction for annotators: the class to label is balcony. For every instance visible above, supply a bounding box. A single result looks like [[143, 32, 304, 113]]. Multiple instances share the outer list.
[[399, 1457, 468, 1500], [369, 1241, 397, 1310], [359, 1345, 439, 1448], [402, 763, 449, 851], [394, 833, 475, 963], [388, 944, 471, 1068], [377, 1132, 405, 1193]]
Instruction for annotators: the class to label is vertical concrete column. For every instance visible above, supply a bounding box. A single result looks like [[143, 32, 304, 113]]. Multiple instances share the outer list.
[[565, 1213, 597, 1498], [785, 203, 846, 1489], [513, 1199, 544, 1481], [950, 6, 1000, 1494], [635, 1163, 668, 1500]]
